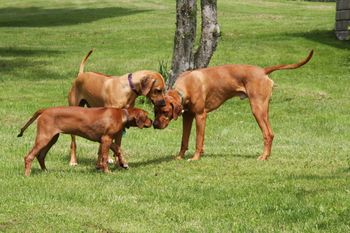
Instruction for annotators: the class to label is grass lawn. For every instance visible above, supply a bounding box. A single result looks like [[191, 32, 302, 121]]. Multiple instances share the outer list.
[[0, 0, 349, 232]]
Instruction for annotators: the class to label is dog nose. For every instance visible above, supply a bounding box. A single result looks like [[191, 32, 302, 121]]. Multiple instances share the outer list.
[[157, 99, 166, 107], [153, 120, 159, 128]]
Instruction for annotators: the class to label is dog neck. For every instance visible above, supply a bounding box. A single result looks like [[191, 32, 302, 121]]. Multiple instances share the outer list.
[[128, 73, 141, 95], [169, 89, 185, 107], [122, 108, 130, 128]]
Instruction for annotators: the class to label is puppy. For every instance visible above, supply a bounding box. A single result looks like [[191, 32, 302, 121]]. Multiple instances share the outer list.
[[18, 107, 152, 176]]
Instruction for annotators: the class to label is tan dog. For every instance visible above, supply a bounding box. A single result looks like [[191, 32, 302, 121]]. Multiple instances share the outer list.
[[153, 50, 313, 161], [18, 107, 153, 176], [68, 50, 165, 167]]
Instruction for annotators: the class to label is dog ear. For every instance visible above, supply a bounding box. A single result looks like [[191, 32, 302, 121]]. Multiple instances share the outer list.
[[135, 111, 145, 129], [171, 102, 183, 120], [141, 77, 156, 96]]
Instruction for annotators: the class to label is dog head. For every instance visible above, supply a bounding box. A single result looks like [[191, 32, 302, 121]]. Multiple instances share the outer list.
[[153, 92, 183, 129], [139, 71, 166, 107], [126, 108, 153, 129]]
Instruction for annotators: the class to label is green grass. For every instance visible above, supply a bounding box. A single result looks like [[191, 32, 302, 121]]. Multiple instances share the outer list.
[[0, 0, 349, 232]]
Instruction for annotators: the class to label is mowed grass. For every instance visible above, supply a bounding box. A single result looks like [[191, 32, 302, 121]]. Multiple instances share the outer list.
[[0, 0, 349, 232]]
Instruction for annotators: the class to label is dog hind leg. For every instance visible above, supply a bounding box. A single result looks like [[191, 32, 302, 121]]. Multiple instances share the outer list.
[[248, 80, 274, 160], [189, 112, 207, 161], [37, 134, 59, 171], [24, 136, 53, 176]]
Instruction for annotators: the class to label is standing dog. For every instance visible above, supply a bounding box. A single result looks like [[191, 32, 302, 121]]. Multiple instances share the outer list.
[[68, 50, 165, 167], [153, 50, 313, 161], [18, 107, 152, 176]]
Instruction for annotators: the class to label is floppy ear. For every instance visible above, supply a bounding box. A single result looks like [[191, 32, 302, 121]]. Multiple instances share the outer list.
[[141, 77, 156, 96], [135, 111, 145, 129], [171, 102, 183, 120]]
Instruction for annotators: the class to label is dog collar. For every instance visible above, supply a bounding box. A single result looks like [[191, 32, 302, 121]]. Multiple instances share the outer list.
[[128, 73, 140, 95]]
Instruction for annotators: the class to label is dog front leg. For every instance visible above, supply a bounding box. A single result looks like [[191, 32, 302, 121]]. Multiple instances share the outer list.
[[100, 136, 113, 173], [111, 132, 128, 169], [96, 144, 104, 170], [189, 112, 207, 161], [176, 111, 194, 160], [69, 135, 78, 166]]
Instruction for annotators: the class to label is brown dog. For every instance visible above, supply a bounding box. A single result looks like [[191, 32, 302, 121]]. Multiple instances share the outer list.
[[18, 107, 152, 176], [153, 50, 313, 161], [68, 50, 165, 167]]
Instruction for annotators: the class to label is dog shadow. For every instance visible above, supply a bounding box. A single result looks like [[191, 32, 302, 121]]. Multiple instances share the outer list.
[[27, 152, 259, 176], [202, 152, 258, 159], [127, 156, 174, 169], [63, 153, 174, 170]]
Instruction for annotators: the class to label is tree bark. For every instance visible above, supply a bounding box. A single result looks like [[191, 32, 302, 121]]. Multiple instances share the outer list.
[[168, 0, 220, 88], [335, 0, 350, 40], [194, 0, 220, 68], [168, 0, 197, 88]]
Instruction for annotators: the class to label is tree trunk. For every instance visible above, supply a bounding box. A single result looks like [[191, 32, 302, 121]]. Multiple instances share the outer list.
[[168, 0, 220, 88], [335, 0, 350, 40], [194, 0, 220, 68], [168, 0, 197, 88]]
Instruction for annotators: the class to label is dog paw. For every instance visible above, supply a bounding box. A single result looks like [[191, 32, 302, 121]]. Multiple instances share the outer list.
[[187, 158, 200, 162], [175, 156, 183, 160], [121, 164, 129, 169], [257, 155, 268, 161], [69, 162, 78, 166], [188, 155, 201, 161]]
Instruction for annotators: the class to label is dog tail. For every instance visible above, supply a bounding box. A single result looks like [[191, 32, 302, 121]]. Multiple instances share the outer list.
[[79, 49, 94, 75], [264, 50, 313, 75], [17, 109, 45, 137]]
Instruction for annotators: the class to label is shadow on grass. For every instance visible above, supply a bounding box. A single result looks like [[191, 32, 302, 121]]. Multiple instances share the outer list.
[[0, 47, 62, 57], [29, 167, 47, 176], [0, 47, 63, 81], [288, 30, 350, 50], [63, 154, 174, 169], [64, 155, 96, 167], [287, 174, 346, 180], [128, 156, 174, 168], [0, 7, 150, 27], [204, 153, 258, 159], [0, 58, 62, 81]]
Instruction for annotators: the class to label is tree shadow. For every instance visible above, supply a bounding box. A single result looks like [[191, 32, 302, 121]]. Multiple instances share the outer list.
[[0, 47, 63, 81], [0, 7, 151, 27], [287, 174, 345, 181], [0, 47, 62, 57], [288, 30, 350, 50]]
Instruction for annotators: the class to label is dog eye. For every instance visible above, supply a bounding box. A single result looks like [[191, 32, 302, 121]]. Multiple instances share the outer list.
[[154, 89, 162, 94]]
